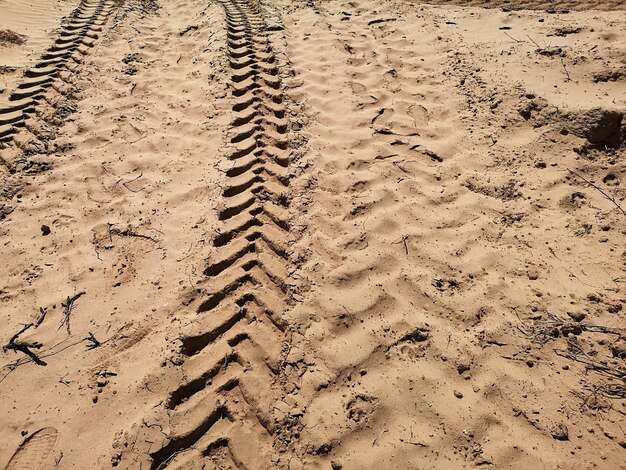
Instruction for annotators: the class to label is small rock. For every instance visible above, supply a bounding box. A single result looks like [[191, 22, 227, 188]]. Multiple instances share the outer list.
[[41, 225, 51, 236], [561, 324, 583, 336], [567, 311, 586, 322], [274, 401, 290, 414], [401, 327, 430, 343], [611, 340, 626, 359], [454, 390, 463, 399], [587, 293, 602, 303], [170, 356, 184, 366], [331, 461, 343, 470], [476, 458, 493, 466], [552, 422, 569, 441], [457, 363, 470, 375]]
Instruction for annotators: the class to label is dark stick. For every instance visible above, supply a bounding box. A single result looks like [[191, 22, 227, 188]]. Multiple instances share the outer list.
[[3, 323, 47, 366], [122, 171, 144, 192], [59, 291, 86, 335], [560, 58, 571, 81], [527, 35, 540, 47], [85, 332, 101, 350], [54, 451, 64, 470], [35, 307, 47, 327], [6, 323, 34, 347], [109, 226, 159, 243], [503, 31, 523, 43]]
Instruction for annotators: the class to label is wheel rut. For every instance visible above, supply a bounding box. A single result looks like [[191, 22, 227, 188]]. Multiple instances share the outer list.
[[115, 1, 301, 469], [0, 0, 116, 151]]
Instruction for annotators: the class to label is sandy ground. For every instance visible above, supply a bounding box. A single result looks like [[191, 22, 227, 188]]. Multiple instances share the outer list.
[[0, 0, 624, 469]]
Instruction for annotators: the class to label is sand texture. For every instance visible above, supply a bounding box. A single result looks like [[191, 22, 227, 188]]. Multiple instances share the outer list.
[[0, 0, 625, 469]]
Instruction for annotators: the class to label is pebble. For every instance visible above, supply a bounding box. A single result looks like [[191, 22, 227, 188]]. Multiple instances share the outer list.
[[567, 311, 586, 322], [551, 423, 569, 441]]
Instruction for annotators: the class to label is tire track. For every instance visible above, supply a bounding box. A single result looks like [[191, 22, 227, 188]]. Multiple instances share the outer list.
[[0, 0, 116, 152], [125, 1, 298, 468]]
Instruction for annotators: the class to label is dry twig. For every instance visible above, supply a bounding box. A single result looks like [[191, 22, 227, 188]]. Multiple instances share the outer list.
[[84, 332, 101, 350], [392, 235, 409, 256], [567, 169, 625, 216], [518, 313, 622, 345], [503, 31, 523, 43], [35, 307, 47, 327], [59, 291, 86, 335], [555, 341, 626, 382], [560, 58, 571, 81], [54, 452, 64, 470], [3, 323, 46, 366]]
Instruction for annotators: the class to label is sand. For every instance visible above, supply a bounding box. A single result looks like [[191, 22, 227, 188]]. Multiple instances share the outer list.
[[0, 0, 624, 469]]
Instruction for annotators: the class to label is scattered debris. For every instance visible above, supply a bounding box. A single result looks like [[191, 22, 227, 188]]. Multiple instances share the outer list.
[[555, 341, 626, 382], [553, 26, 581, 37], [432, 278, 460, 292], [0, 29, 26, 46], [536, 46, 565, 57], [593, 68, 626, 83], [108, 224, 159, 243], [399, 327, 431, 343], [518, 313, 622, 345]]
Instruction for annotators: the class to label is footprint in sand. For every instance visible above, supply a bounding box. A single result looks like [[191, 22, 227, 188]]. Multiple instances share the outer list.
[[4, 427, 58, 470]]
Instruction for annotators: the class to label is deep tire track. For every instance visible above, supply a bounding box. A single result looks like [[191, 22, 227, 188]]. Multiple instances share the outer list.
[[0, 0, 116, 151], [141, 1, 296, 468]]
